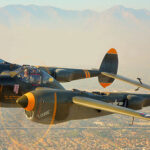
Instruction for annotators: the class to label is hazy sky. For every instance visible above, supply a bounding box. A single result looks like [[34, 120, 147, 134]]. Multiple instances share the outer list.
[[0, 1, 149, 92], [0, 0, 150, 11]]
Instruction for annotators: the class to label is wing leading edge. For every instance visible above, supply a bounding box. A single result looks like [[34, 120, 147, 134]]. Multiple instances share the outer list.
[[102, 72, 150, 91], [73, 96, 150, 121]]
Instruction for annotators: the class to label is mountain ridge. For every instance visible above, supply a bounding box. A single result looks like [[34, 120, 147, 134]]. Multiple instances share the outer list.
[[1, 4, 150, 13], [0, 5, 149, 27]]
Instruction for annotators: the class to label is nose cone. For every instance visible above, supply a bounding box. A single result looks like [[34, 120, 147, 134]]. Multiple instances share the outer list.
[[16, 92, 35, 111], [16, 95, 28, 108]]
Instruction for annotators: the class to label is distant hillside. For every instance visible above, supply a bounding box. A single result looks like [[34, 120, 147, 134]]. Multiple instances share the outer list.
[[0, 5, 150, 28], [0, 5, 98, 27], [98, 5, 150, 29]]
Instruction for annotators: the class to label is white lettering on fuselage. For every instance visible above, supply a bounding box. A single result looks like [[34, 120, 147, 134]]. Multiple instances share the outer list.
[[37, 110, 50, 119]]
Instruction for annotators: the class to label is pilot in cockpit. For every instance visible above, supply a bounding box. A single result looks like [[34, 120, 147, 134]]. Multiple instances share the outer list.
[[24, 69, 28, 78], [29, 68, 41, 84]]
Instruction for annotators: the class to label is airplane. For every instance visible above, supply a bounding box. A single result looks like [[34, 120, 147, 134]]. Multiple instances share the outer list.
[[0, 48, 150, 125]]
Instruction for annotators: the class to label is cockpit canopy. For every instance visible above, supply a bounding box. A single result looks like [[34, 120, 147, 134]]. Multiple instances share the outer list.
[[17, 66, 52, 85]]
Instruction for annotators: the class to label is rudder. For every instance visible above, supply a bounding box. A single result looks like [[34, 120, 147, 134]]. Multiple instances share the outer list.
[[98, 48, 118, 88]]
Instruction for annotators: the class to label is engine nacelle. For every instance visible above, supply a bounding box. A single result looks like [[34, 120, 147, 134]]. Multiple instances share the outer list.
[[55, 69, 73, 82], [55, 69, 88, 82], [25, 90, 56, 124], [24, 89, 72, 124], [127, 95, 144, 110]]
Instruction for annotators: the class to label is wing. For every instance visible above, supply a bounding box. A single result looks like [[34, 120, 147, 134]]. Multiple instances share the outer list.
[[0, 59, 10, 64], [73, 96, 150, 121], [0, 67, 22, 78], [102, 72, 150, 91], [0, 68, 23, 85]]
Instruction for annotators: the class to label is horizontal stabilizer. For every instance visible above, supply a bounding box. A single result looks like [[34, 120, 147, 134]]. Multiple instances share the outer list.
[[102, 72, 150, 91], [73, 96, 150, 121]]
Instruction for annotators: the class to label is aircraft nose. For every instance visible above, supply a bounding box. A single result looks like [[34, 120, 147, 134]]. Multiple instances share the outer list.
[[16, 95, 28, 108], [16, 92, 35, 111]]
